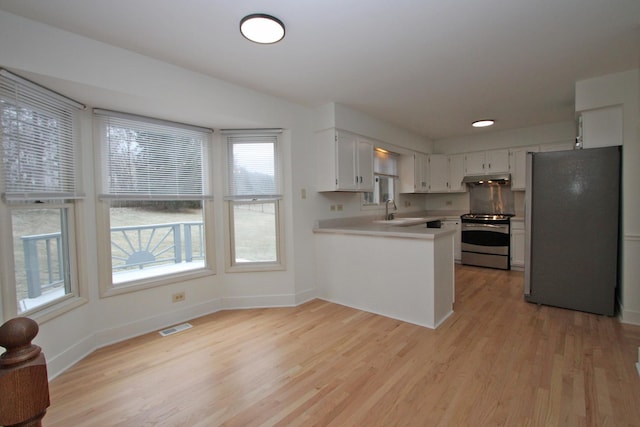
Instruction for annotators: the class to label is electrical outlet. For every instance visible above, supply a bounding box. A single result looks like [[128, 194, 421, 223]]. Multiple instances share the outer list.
[[337, 204, 343, 211], [300, 188, 307, 199], [404, 201, 411, 207], [172, 292, 185, 303], [330, 205, 336, 211], [446, 200, 453, 206]]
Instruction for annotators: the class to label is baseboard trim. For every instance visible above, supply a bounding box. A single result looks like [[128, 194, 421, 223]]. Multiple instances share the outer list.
[[620, 307, 640, 326], [295, 288, 317, 305], [222, 293, 297, 309], [46, 297, 223, 380]]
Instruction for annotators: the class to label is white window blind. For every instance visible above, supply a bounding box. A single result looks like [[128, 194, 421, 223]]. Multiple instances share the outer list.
[[224, 131, 281, 200], [0, 69, 85, 201], [374, 149, 398, 177], [95, 109, 213, 200]]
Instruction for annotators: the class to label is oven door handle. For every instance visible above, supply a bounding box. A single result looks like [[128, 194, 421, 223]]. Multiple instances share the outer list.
[[462, 224, 508, 230]]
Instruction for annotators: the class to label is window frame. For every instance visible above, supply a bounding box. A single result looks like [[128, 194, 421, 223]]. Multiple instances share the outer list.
[[362, 148, 399, 210], [0, 69, 87, 321], [0, 202, 87, 321], [223, 130, 285, 272], [94, 110, 216, 297]]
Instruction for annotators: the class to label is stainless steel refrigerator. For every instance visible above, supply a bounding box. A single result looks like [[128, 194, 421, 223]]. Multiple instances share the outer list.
[[524, 146, 620, 316]]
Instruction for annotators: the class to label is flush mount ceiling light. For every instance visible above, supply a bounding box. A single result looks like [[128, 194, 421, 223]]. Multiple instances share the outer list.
[[472, 119, 495, 128], [240, 14, 285, 44]]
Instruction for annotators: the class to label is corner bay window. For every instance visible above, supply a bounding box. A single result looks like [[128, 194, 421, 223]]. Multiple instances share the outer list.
[[95, 110, 213, 292], [224, 131, 283, 269], [0, 69, 85, 317]]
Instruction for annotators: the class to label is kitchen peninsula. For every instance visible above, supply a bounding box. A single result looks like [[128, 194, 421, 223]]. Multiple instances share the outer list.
[[314, 216, 455, 329]]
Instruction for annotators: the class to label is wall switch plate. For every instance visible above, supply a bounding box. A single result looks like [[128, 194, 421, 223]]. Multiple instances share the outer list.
[[337, 204, 343, 211], [300, 188, 307, 199], [330, 205, 336, 211]]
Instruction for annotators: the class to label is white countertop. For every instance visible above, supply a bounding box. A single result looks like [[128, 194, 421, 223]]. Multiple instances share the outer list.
[[314, 216, 455, 240]]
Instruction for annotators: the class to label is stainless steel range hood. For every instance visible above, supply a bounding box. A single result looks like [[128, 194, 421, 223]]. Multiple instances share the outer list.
[[461, 173, 511, 184]]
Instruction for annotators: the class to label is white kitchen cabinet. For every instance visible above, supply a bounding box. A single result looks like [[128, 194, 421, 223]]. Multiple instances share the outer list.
[[464, 151, 486, 175], [464, 149, 510, 175], [399, 152, 429, 193], [509, 146, 539, 191], [428, 154, 467, 193], [316, 128, 374, 192], [448, 154, 466, 192], [486, 149, 510, 173], [579, 105, 623, 148], [427, 154, 449, 193], [510, 219, 525, 269], [442, 218, 461, 262]]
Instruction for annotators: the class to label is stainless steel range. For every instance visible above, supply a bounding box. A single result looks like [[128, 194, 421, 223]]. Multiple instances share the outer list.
[[460, 213, 511, 270]]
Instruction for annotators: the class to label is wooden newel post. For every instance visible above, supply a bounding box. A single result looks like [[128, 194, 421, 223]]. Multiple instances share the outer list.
[[0, 317, 50, 427]]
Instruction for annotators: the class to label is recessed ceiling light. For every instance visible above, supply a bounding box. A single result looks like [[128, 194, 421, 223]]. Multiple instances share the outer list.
[[240, 14, 285, 44], [472, 119, 495, 128]]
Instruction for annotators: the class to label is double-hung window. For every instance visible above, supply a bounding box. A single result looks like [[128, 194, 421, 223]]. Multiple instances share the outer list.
[[363, 148, 398, 207], [224, 130, 283, 270], [95, 110, 214, 295], [0, 69, 85, 319]]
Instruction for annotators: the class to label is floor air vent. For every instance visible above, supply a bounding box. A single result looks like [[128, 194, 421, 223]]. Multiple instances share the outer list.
[[158, 323, 193, 337]]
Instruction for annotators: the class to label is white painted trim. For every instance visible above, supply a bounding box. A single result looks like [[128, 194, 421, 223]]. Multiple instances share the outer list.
[[222, 293, 297, 309], [620, 308, 640, 326], [318, 297, 437, 329], [295, 288, 317, 305]]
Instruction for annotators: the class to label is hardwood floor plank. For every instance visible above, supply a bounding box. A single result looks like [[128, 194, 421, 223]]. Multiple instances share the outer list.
[[44, 266, 640, 426]]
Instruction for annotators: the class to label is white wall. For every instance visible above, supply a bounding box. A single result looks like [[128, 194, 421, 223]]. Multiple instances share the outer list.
[[576, 69, 640, 325], [0, 10, 318, 377], [433, 121, 575, 154]]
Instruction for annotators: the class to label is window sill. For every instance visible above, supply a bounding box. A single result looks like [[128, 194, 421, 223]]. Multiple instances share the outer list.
[[100, 264, 215, 298], [27, 295, 89, 324], [225, 262, 285, 273]]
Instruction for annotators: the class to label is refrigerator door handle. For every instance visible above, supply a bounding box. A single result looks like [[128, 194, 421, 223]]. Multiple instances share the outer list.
[[524, 152, 533, 296]]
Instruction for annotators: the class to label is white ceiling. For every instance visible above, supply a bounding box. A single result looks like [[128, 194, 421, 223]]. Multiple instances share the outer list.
[[1, 0, 639, 140]]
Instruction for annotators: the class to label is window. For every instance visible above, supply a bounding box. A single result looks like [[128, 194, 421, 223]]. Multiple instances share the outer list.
[[224, 130, 283, 270], [363, 148, 398, 207], [95, 110, 214, 294], [0, 69, 85, 318]]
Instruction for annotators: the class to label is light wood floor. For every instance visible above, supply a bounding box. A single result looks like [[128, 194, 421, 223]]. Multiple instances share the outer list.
[[45, 266, 640, 426]]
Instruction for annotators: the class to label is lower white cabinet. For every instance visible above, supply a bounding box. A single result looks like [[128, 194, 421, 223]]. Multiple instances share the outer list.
[[442, 218, 461, 262], [510, 220, 525, 269]]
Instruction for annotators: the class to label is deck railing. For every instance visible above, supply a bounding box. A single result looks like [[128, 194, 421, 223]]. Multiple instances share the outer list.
[[21, 221, 204, 298]]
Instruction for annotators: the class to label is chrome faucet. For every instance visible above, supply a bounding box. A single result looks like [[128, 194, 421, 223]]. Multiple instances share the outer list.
[[385, 199, 397, 220]]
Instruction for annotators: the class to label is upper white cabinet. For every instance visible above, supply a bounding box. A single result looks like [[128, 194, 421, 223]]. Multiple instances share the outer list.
[[428, 154, 467, 193], [399, 152, 429, 193], [427, 154, 449, 193], [578, 105, 623, 149], [448, 154, 466, 192], [400, 152, 467, 194], [509, 146, 539, 191], [464, 149, 510, 175], [316, 129, 374, 192]]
